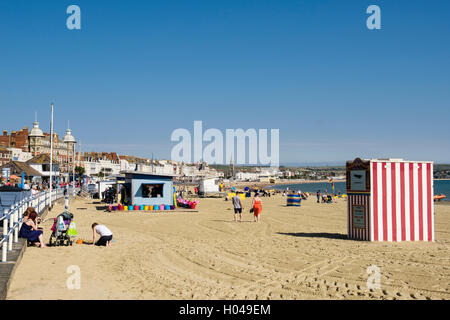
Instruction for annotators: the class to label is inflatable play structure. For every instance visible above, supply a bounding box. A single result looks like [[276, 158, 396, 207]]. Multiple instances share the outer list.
[[347, 158, 434, 242]]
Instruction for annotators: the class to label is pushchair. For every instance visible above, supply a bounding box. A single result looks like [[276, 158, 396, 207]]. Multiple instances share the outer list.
[[49, 211, 75, 246], [103, 187, 116, 204]]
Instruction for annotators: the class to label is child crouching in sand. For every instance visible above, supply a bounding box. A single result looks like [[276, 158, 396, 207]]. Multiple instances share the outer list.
[[92, 223, 113, 247]]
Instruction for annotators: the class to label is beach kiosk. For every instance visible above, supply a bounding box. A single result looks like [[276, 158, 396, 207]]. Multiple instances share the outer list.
[[198, 177, 220, 196], [346, 158, 434, 242], [123, 171, 175, 208]]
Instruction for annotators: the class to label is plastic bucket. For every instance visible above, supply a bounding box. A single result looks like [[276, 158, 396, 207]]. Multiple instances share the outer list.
[[164, 205, 170, 210], [153, 205, 159, 210], [129, 206, 134, 211], [139, 205, 145, 211]]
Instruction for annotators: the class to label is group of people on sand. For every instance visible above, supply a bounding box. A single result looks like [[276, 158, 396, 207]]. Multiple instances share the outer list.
[[231, 192, 263, 223], [18, 207, 113, 248], [316, 190, 337, 203]]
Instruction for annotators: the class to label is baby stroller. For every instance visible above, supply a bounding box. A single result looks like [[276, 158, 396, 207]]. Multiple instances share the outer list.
[[103, 187, 116, 204], [49, 210, 75, 246]]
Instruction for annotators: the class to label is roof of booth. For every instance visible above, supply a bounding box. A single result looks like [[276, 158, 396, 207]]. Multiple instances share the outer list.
[[369, 159, 434, 163]]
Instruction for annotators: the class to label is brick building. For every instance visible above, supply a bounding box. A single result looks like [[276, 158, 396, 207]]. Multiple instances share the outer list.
[[0, 119, 76, 177], [0, 127, 29, 150]]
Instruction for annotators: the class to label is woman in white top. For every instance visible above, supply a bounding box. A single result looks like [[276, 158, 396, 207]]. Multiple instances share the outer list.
[[92, 223, 113, 247]]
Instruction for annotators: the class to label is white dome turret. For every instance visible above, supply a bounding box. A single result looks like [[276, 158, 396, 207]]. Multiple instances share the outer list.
[[29, 121, 44, 137], [63, 128, 76, 143]]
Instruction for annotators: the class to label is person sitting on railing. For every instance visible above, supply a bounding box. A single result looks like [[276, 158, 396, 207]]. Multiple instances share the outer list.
[[19, 208, 47, 248]]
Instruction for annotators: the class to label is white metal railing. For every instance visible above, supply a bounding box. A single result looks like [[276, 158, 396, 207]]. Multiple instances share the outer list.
[[0, 188, 76, 263]]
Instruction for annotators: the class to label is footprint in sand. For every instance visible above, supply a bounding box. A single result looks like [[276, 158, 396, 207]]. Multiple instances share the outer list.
[[357, 292, 366, 297]]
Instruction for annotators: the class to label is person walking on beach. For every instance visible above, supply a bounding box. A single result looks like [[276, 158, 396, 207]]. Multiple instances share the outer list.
[[92, 223, 113, 247], [232, 193, 243, 222], [252, 193, 263, 222], [316, 190, 321, 203]]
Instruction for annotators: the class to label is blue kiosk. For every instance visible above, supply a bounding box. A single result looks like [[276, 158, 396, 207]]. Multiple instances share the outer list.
[[123, 171, 175, 208]]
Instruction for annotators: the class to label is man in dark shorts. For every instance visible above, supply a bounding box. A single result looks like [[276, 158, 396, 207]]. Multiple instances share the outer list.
[[232, 193, 243, 222]]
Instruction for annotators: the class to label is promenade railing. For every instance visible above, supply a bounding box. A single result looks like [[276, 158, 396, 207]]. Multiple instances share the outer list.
[[0, 187, 78, 263]]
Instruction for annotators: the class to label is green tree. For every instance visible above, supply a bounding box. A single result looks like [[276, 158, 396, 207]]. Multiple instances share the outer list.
[[75, 166, 85, 182]]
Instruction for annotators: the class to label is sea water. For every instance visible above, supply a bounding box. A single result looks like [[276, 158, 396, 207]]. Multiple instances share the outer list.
[[271, 180, 450, 201]]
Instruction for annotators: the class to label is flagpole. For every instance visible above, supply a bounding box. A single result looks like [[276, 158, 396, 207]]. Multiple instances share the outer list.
[[49, 102, 54, 209], [72, 142, 75, 196]]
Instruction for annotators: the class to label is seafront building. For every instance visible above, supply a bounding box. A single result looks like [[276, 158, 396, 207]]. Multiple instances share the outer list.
[[80, 152, 121, 177], [26, 154, 60, 182], [234, 167, 281, 182], [0, 118, 76, 182], [1, 119, 225, 183], [76, 153, 223, 182]]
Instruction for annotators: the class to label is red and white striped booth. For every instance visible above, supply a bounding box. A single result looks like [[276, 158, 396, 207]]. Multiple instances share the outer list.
[[346, 158, 434, 242]]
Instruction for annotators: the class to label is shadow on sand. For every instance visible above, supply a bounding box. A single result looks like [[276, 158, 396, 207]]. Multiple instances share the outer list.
[[211, 220, 254, 223], [277, 232, 348, 240]]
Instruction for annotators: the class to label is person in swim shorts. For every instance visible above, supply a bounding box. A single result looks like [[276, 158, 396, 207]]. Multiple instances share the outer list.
[[232, 192, 243, 222]]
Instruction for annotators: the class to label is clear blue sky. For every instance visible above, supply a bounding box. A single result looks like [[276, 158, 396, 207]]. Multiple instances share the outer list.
[[0, 0, 449, 165]]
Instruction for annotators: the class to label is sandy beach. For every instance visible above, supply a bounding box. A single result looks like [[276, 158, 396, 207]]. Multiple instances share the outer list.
[[7, 195, 450, 300]]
